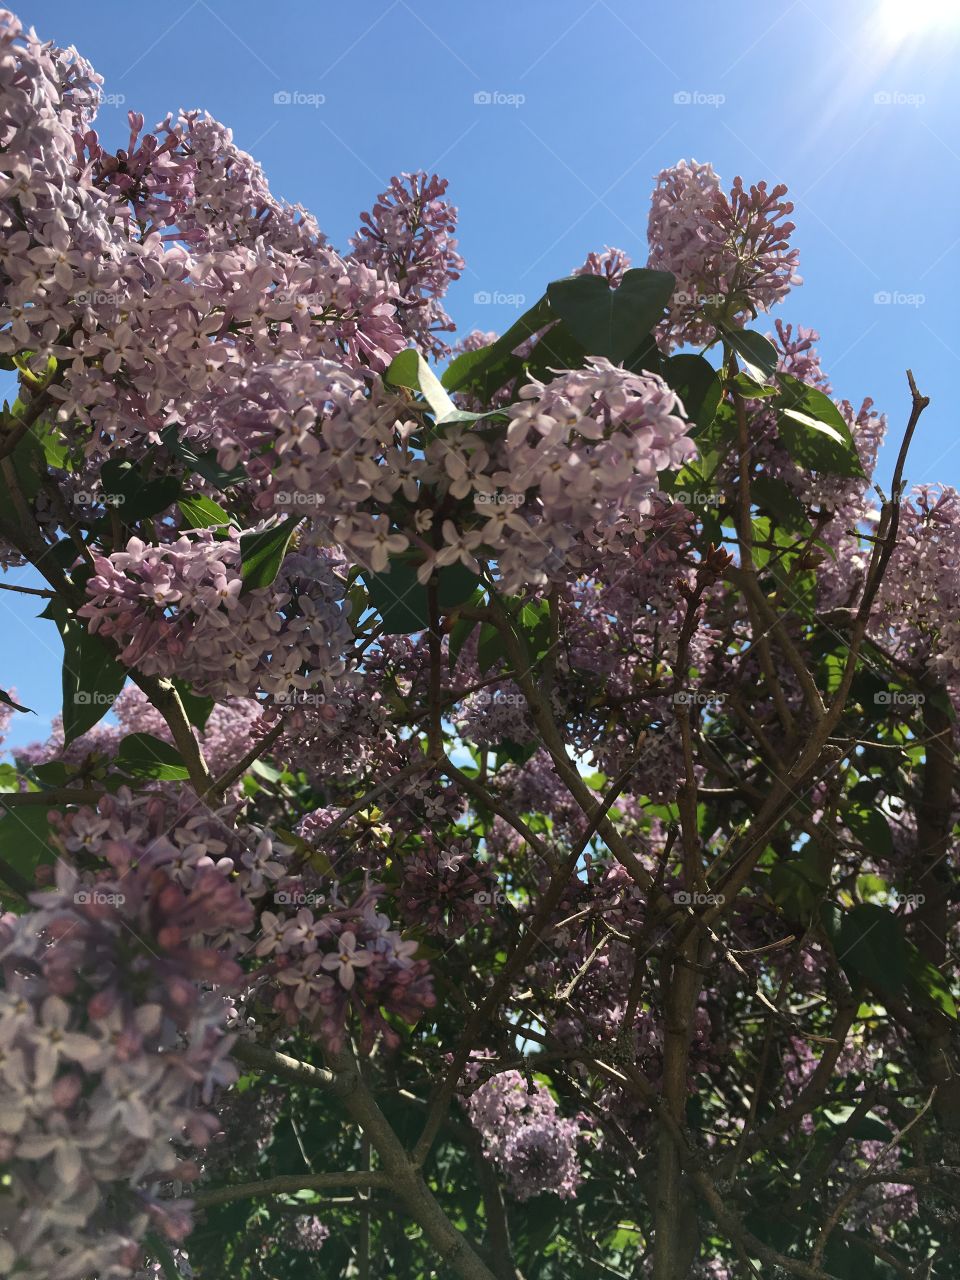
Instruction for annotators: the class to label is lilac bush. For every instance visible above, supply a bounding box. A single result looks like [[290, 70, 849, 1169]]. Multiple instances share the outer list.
[[0, 9, 958, 1280]]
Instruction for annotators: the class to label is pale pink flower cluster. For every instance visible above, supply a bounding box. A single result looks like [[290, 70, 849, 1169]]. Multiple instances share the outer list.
[[454, 682, 536, 748], [80, 534, 352, 699], [252, 888, 435, 1053], [0, 794, 254, 1279], [647, 159, 801, 350], [0, 10, 406, 471], [16, 686, 266, 782], [464, 1068, 583, 1201], [875, 485, 960, 686], [573, 244, 632, 286], [350, 171, 464, 358], [210, 358, 418, 573], [213, 354, 695, 593], [479, 357, 696, 587]]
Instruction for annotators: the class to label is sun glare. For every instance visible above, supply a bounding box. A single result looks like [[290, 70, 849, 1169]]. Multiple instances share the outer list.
[[878, 0, 960, 40]]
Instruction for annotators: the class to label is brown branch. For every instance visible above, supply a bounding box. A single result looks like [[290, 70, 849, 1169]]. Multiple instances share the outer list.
[[230, 1038, 335, 1089], [0, 788, 103, 808], [193, 1169, 388, 1209], [811, 1088, 937, 1266], [325, 1045, 500, 1280], [205, 716, 286, 800]]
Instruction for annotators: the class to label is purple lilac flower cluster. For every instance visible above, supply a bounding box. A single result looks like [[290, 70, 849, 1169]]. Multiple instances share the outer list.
[[647, 159, 801, 350], [350, 171, 464, 359], [464, 1067, 583, 1201], [80, 536, 352, 699]]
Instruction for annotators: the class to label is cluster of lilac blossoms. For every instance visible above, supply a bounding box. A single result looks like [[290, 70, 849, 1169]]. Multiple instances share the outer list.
[[413, 357, 696, 592], [16, 686, 266, 787], [647, 158, 801, 350], [0, 5, 408, 460], [5, 6, 957, 1275], [874, 484, 960, 688], [464, 1068, 583, 1202], [398, 838, 498, 940], [253, 888, 435, 1053], [349, 171, 464, 359], [80, 537, 352, 699], [0, 801, 252, 1279], [0, 779, 435, 1276]]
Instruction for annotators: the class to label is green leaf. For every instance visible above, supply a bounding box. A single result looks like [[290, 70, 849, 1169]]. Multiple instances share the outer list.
[[0, 763, 25, 793], [546, 268, 675, 362], [30, 762, 69, 788], [178, 495, 232, 529], [823, 1105, 894, 1142], [365, 560, 480, 635], [845, 805, 894, 858], [907, 948, 958, 1019], [124, 476, 182, 520], [622, 332, 664, 376], [8, 425, 46, 501], [718, 324, 780, 384], [770, 851, 829, 918], [32, 419, 70, 470], [45, 602, 127, 746], [0, 688, 32, 715], [494, 738, 537, 766], [836, 904, 909, 992], [116, 733, 190, 781], [239, 516, 301, 594], [777, 374, 865, 478], [476, 622, 505, 676], [751, 475, 809, 530], [663, 353, 723, 431], [160, 425, 247, 489], [517, 598, 552, 663], [365, 560, 429, 633], [442, 297, 553, 395], [0, 807, 57, 880], [100, 459, 182, 520], [732, 372, 778, 398], [386, 348, 458, 421]]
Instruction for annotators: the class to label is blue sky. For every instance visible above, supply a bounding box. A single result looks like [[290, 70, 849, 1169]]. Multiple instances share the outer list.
[[3, 0, 960, 746]]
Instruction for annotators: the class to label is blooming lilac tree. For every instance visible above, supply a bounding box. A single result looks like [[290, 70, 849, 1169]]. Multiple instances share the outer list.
[[1, 10, 959, 1279]]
